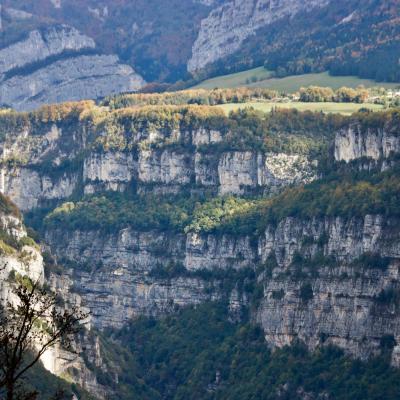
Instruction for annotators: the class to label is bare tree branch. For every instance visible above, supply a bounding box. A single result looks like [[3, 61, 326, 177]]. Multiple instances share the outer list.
[[0, 273, 89, 400]]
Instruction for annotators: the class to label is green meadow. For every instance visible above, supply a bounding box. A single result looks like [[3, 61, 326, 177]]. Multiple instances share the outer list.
[[194, 68, 400, 92], [216, 101, 385, 115]]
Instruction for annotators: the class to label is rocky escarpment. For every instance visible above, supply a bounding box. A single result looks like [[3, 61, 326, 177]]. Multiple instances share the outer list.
[[37, 111, 400, 368], [0, 198, 105, 398], [43, 209, 400, 363], [335, 122, 400, 163], [0, 25, 95, 76], [0, 54, 144, 112], [0, 25, 145, 110], [188, 0, 330, 72], [257, 214, 400, 364], [45, 228, 223, 329], [0, 114, 315, 210], [44, 225, 258, 329], [0, 215, 43, 285], [2, 105, 400, 391]]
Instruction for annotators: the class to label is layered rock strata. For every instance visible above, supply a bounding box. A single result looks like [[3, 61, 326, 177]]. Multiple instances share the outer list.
[[0, 122, 315, 210]]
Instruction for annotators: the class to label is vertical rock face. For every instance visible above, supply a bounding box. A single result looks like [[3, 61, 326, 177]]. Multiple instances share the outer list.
[[43, 211, 400, 365], [334, 124, 400, 162], [185, 232, 256, 271], [2, 107, 400, 384], [218, 151, 258, 195], [83, 152, 137, 194], [192, 128, 223, 146], [0, 204, 103, 397], [1, 167, 78, 211], [257, 215, 397, 268], [194, 152, 220, 186], [0, 24, 145, 110], [258, 152, 315, 187], [256, 214, 400, 363], [138, 149, 194, 186], [257, 262, 400, 361], [0, 55, 145, 111], [188, 0, 330, 72], [45, 228, 221, 329], [0, 121, 315, 210], [0, 218, 43, 286], [217, 151, 313, 195]]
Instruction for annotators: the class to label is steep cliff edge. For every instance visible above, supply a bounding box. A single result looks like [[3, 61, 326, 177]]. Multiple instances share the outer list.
[[42, 196, 400, 363], [257, 214, 400, 364], [335, 121, 400, 163], [0, 192, 104, 398], [34, 108, 400, 364], [0, 104, 317, 210], [1, 103, 400, 397]]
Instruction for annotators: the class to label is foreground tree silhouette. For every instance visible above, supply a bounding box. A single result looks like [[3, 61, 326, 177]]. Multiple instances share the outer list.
[[0, 275, 88, 400]]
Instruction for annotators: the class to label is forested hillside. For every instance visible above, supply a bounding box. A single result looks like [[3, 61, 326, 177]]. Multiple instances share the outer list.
[[0, 95, 399, 398], [201, 0, 400, 83]]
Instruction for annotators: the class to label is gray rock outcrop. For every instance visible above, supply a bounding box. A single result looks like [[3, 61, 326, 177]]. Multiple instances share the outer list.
[[45, 228, 220, 329], [0, 25, 145, 110], [335, 123, 400, 162], [44, 210, 400, 364], [0, 120, 315, 210], [257, 214, 400, 363], [0, 25, 95, 76], [1, 107, 400, 382]]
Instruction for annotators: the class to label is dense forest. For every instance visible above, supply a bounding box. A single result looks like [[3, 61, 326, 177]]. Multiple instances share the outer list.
[[88, 302, 400, 400], [103, 89, 278, 109], [0, 100, 344, 156], [104, 86, 374, 108]]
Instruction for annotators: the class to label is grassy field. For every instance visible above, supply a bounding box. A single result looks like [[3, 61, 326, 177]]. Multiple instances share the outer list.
[[193, 67, 273, 89], [194, 68, 400, 92], [216, 101, 385, 115]]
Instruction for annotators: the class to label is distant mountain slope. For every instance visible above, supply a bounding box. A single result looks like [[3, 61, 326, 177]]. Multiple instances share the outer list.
[[187, 0, 330, 73], [200, 0, 400, 83], [0, 0, 215, 83], [0, 20, 144, 110], [0, 0, 398, 105]]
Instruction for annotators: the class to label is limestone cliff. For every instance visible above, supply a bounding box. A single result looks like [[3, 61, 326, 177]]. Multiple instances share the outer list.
[[0, 25, 95, 76], [0, 198, 104, 398], [42, 209, 400, 365], [45, 228, 220, 329], [335, 122, 400, 163], [257, 214, 400, 364], [39, 113, 400, 368], [0, 113, 315, 210]]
